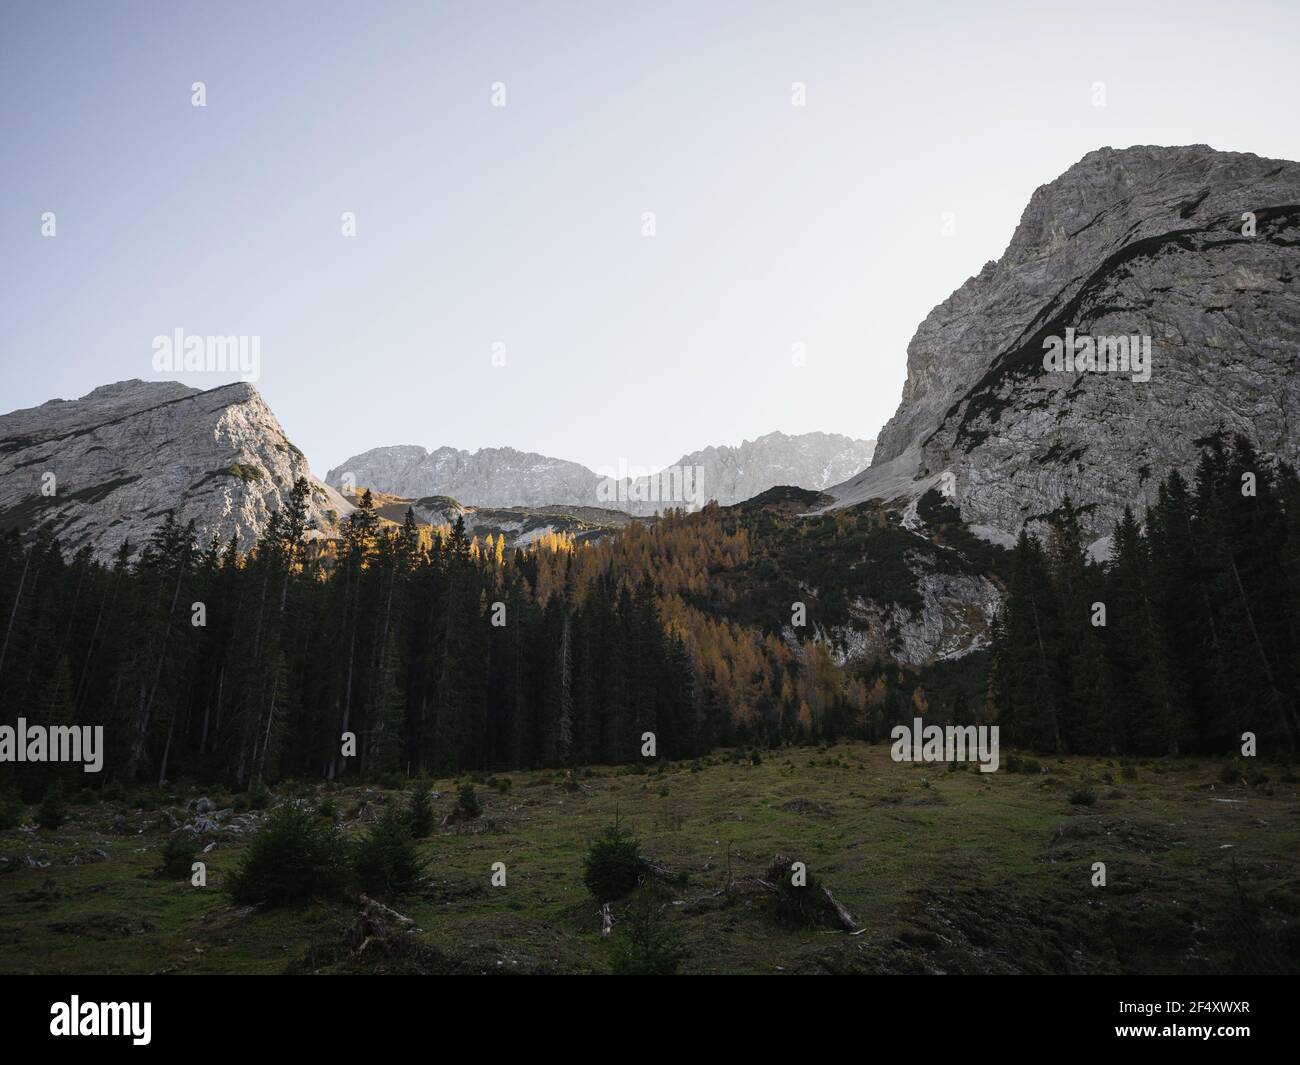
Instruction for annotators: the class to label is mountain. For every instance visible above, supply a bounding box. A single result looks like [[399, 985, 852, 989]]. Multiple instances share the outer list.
[[326, 431, 875, 514], [669, 431, 875, 508], [0, 379, 352, 560], [324, 446, 600, 510], [829, 144, 1300, 548]]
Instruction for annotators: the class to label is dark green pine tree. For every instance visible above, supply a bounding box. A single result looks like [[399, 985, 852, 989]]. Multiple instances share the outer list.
[[1044, 498, 1113, 753], [1104, 507, 1182, 754], [991, 529, 1064, 752]]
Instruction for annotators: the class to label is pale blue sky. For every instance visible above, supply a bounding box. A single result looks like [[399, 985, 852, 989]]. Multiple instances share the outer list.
[[3, 0, 1298, 473]]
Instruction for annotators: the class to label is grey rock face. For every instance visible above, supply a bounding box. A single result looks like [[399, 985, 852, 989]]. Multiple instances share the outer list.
[[0, 379, 352, 560], [670, 431, 874, 508], [327, 445, 600, 509], [836, 144, 1300, 544], [797, 569, 1001, 667], [327, 431, 875, 514]]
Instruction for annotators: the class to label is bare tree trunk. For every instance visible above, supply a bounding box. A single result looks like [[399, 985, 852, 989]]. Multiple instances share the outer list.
[[134, 557, 186, 776], [157, 713, 176, 786], [1227, 551, 1296, 752], [558, 612, 574, 762], [0, 547, 32, 678], [1028, 592, 1063, 754]]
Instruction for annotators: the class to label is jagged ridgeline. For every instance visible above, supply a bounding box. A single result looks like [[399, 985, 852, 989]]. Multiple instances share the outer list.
[[324, 433, 876, 516]]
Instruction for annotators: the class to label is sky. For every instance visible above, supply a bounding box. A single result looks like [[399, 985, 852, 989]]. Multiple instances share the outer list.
[[3, 0, 1299, 475]]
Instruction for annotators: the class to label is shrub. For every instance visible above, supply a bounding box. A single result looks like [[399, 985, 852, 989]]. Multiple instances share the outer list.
[[1068, 786, 1098, 807], [317, 796, 339, 821], [159, 835, 197, 878], [407, 783, 434, 839], [454, 782, 481, 820], [0, 792, 23, 830], [131, 789, 159, 812], [36, 785, 67, 831], [768, 857, 834, 928], [583, 817, 644, 901], [19, 775, 47, 804], [227, 462, 265, 484], [610, 890, 688, 975], [227, 803, 347, 906], [354, 805, 426, 897]]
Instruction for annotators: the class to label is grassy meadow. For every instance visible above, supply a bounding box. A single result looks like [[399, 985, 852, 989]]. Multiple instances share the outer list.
[[1, 744, 1297, 975]]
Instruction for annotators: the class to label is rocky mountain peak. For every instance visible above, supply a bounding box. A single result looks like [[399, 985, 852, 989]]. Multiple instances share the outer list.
[[0, 379, 351, 560], [840, 143, 1300, 546]]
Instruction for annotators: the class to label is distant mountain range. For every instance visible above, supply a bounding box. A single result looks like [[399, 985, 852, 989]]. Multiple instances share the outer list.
[[324, 432, 876, 515], [0, 379, 873, 558]]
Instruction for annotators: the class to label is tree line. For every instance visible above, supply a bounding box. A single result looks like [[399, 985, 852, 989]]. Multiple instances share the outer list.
[[0, 486, 716, 791], [989, 435, 1300, 757], [8, 434, 1288, 795]]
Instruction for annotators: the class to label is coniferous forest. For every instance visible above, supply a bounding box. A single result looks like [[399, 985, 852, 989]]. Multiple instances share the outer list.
[[989, 435, 1300, 759], [0, 484, 706, 793], [2, 435, 1296, 799]]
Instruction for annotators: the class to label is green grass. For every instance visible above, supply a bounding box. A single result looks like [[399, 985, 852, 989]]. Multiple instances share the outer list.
[[1, 745, 1297, 974]]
